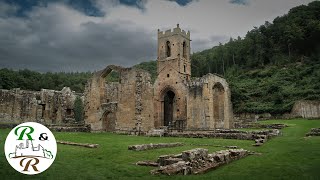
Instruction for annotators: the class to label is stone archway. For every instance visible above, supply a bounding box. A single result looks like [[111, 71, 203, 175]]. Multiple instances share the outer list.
[[163, 90, 175, 126], [102, 111, 116, 131], [213, 83, 225, 129]]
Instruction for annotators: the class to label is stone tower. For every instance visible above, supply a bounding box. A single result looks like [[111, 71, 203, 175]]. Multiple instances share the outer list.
[[157, 24, 191, 81], [83, 24, 234, 132]]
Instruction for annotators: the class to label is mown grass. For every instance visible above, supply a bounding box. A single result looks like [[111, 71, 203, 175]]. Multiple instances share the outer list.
[[0, 119, 319, 179]]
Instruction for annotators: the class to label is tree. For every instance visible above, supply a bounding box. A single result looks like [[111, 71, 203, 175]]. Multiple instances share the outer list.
[[73, 96, 84, 122]]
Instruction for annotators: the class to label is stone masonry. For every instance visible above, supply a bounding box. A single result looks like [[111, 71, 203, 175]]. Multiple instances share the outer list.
[[135, 148, 250, 175], [84, 24, 234, 133], [0, 87, 79, 124]]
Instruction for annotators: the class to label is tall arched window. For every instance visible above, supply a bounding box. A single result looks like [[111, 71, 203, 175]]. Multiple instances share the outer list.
[[182, 41, 187, 58], [166, 41, 171, 57], [212, 83, 225, 129]]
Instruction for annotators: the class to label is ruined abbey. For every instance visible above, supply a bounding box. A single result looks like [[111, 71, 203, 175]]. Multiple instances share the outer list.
[[0, 87, 78, 124], [1, 24, 319, 131], [84, 24, 234, 133]]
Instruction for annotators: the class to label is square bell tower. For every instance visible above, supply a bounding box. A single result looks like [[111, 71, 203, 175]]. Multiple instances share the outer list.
[[157, 24, 191, 80]]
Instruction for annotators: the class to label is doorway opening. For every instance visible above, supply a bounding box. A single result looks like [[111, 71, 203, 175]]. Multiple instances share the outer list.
[[163, 90, 175, 126]]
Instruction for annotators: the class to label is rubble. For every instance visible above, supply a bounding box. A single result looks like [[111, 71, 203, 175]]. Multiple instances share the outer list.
[[306, 128, 320, 136], [128, 142, 184, 151], [136, 148, 250, 175], [166, 129, 280, 146]]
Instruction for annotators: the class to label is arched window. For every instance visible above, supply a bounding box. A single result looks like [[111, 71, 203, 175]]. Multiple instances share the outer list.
[[166, 41, 171, 57], [212, 83, 225, 129], [182, 41, 187, 58]]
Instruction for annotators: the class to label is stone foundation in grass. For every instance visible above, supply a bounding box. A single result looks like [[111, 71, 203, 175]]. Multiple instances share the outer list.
[[128, 142, 183, 151], [57, 140, 99, 148], [136, 148, 249, 175], [306, 128, 320, 136]]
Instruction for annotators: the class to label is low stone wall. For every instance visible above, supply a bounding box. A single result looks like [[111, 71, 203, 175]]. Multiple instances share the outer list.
[[47, 124, 91, 132], [57, 140, 99, 148], [136, 148, 249, 175], [0, 123, 91, 132], [306, 128, 320, 136], [166, 129, 280, 140], [128, 142, 184, 151], [236, 123, 288, 129], [166, 129, 280, 147], [234, 101, 320, 125]]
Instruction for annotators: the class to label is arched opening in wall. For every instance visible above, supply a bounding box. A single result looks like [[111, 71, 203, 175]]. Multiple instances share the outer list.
[[102, 111, 116, 131], [212, 83, 225, 128], [183, 41, 187, 58], [166, 41, 171, 57], [105, 70, 120, 82], [163, 90, 175, 126]]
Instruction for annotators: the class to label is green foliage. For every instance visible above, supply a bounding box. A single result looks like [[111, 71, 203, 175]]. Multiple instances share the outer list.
[[134, 61, 157, 83], [105, 71, 120, 82], [0, 68, 92, 93], [190, 1, 320, 114], [73, 96, 84, 122], [191, 1, 320, 74], [226, 62, 320, 113]]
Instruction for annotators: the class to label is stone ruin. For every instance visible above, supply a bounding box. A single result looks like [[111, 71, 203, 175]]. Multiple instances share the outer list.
[[306, 128, 320, 136], [0, 87, 78, 124], [136, 148, 249, 175], [128, 142, 184, 151], [0, 87, 89, 132], [235, 123, 288, 129], [164, 129, 280, 146], [84, 24, 234, 134]]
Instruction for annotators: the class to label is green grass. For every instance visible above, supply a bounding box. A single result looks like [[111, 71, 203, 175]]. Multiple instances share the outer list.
[[0, 119, 320, 179]]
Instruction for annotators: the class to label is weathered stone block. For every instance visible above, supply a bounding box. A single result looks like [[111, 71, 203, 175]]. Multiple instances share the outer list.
[[182, 148, 208, 162]]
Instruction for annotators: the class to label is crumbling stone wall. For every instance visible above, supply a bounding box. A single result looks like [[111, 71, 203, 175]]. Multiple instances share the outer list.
[[187, 74, 233, 129], [136, 148, 250, 175], [84, 25, 234, 133], [0, 87, 78, 124], [84, 65, 154, 132]]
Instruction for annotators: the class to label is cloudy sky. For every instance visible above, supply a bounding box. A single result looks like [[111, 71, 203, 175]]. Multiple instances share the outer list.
[[0, 0, 314, 72]]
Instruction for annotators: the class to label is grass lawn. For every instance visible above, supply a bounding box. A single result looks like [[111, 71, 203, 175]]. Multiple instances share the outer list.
[[0, 119, 320, 179]]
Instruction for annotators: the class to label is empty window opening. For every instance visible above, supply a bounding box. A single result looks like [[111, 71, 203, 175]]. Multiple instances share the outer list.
[[166, 41, 171, 57], [105, 70, 120, 82], [66, 108, 72, 116], [183, 41, 187, 58]]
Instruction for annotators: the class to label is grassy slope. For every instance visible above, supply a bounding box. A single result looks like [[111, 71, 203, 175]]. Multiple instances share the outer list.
[[226, 62, 320, 114], [0, 119, 319, 179]]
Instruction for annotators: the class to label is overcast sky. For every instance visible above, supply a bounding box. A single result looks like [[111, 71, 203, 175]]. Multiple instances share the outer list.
[[0, 0, 314, 72]]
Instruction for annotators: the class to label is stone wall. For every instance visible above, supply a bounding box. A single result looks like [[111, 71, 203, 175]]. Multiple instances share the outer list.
[[233, 101, 320, 126], [84, 65, 154, 132], [136, 148, 250, 175], [0, 87, 78, 124], [187, 74, 234, 129], [291, 100, 320, 118]]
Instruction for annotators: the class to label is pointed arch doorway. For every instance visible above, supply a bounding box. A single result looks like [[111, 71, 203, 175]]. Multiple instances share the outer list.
[[162, 90, 175, 126]]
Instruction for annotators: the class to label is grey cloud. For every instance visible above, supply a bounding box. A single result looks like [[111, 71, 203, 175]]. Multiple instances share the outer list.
[[0, 4, 156, 72], [191, 35, 229, 53], [229, 0, 249, 6]]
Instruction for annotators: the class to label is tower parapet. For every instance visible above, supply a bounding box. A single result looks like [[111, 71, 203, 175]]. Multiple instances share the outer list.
[[158, 24, 190, 40]]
